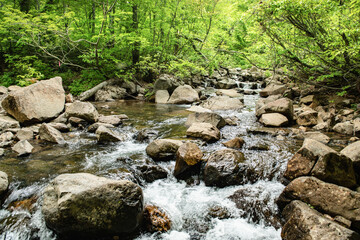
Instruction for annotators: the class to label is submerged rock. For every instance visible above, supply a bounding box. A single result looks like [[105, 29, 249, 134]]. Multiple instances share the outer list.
[[186, 123, 220, 142], [281, 200, 360, 240], [174, 142, 203, 179], [146, 139, 183, 161], [42, 173, 143, 238], [143, 205, 171, 233]]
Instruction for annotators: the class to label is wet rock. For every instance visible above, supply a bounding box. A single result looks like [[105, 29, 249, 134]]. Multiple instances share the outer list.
[[277, 177, 360, 224], [98, 115, 122, 126], [155, 90, 170, 104], [224, 117, 237, 126], [284, 138, 336, 181], [207, 205, 231, 220], [65, 101, 99, 123], [249, 144, 270, 151], [201, 96, 244, 110], [12, 140, 34, 156], [0, 115, 20, 132], [96, 125, 123, 143], [146, 139, 183, 161], [135, 129, 159, 143], [186, 123, 220, 142], [341, 141, 360, 173], [15, 129, 33, 141], [39, 123, 65, 144], [136, 164, 168, 183], [333, 121, 354, 135], [296, 110, 318, 126], [8, 196, 37, 212], [281, 200, 360, 240], [95, 85, 126, 102], [0, 171, 9, 199], [259, 84, 287, 97], [1, 77, 65, 124], [168, 85, 199, 104], [143, 205, 171, 233], [87, 122, 115, 133], [174, 142, 203, 179], [186, 105, 212, 113], [42, 173, 143, 238], [259, 113, 289, 127], [204, 149, 246, 187], [185, 112, 226, 129], [222, 137, 245, 149], [48, 123, 70, 132]]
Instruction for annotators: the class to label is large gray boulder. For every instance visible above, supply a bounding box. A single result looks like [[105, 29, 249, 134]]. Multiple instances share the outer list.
[[39, 123, 65, 144], [341, 141, 360, 172], [185, 112, 226, 129], [204, 149, 246, 187], [186, 123, 220, 142], [146, 139, 183, 161], [277, 176, 360, 224], [260, 98, 294, 121], [65, 101, 99, 123], [201, 96, 244, 110], [1, 77, 65, 124], [167, 85, 199, 104], [155, 90, 170, 104], [42, 173, 143, 238], [281, 200, 360, 240]]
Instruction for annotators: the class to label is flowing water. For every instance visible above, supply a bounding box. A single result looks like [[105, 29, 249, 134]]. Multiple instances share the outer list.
[[0, 93, 297, 240]]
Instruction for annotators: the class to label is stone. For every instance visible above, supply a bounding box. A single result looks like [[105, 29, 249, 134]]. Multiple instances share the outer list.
[[8, 85, 22, 92], [42, 173, 143, 238], [88, 123, 115, 133], [15, 128, 34, 141], [249, 144, 270, 151], [277, 176, 360, 224], [143, 205, 171, 233], [153, 74, 180, 93], [185, 112, 226, 129], [297, 110, 318, 126], [134, 129, 159, 143], [96, 125, 123, 143], [168, 85, 199, 104], [48, 123, 70, 132], [12, 140, 34, 156], [121, 81, 137, 95], [0, 148, 4, 156], [204, 149, 246, 187], [39, 123, 65, 144], [201, 96, 244, 110], [341, 141, 360, 172], [313, 122, 330, 131], [186, 123, 220, 142], [0, 115, 20, 132], [333, 121, 354, 135], [216, 89, 242, 98], [174, 142, 203, 179], [300, 95, 314, 105], [262, 98, 294, 120], [255, 95, 282, 117], [52, 112, 68, 124], [65, 93, 74, 103], [186, 106, 212, 113], [65, 101, 99, 123], [146, 139, 183, 161], [136, 164, 168, 183], [284, 138, 336, 181], [281, 200, 360, 240], [222, 137, 245, 149], [98, 115, 122, 126], [259, 84, 287, 97], [95, 86, 126, 102], [259, 113, 289, 127], [0, 171, 9, 197], [301, 131, 330, 144], [68, 116, 87, 126], [155, 90, 170, 104], [1, 77, 65, 124], [215, 79, 238, 89]]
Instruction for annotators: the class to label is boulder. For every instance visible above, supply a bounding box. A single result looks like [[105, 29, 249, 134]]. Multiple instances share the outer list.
[[95, 86, 126, 102], [284, 138, 336, 181], [155, 90, 170, 104], [297, 110, 318, 126], [277, 176, 360, 224], [134, 129, 159, 143], [146, 139, 183, 161], [255, 95, 282, 117], [174, 142, 203, 179], [39, 123, 65, 144], [98, 115, 122, 126], [259, 113, 288, 127], [68, 117, 87, 127], [88, 123, 115, 133], [143, 205, 171, 233], [167, 85, 199, 104], [136, 164, 168, 183], [222, 137, 245, 149], [48, 123, 70, 132], [341, 141, 360, 172], [0, 171, 9, 198], [262, 98, 294, 120], [185, 112, 226, 129], [204, 149, 246, 187], [186, 123, 220, 142], [259, 84, 287, 97], [333, 122, 354, 135], [153, 74, 180, 93], [215, 78, 238, 89], [15, 128, 34, 141], [186, 106, 212, 113], [42, 173, 143, 238], [300, 95, 314, 105], [281, 200, 360, 240], [121, 81, 137, 95], [0, 115, 20, 132], [201, 96, 244, 110], [96, 126, 123, 143], [12, 140, 34, 156], [216, 89, 242, 98], [65, 101, 99, 123], [301, 131, 330, 144], [1, 77, 65, 124]]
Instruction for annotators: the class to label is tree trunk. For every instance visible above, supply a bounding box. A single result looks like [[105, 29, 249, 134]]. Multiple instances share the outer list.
[[19, 0, 31, 13], [91, 1, 96, 34]]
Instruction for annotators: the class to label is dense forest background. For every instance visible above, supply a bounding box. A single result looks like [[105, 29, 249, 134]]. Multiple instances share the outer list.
[[0, 0, 359, 95]]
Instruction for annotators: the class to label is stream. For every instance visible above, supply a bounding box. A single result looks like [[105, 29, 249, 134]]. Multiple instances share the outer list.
[[0, 91, 297, 240]]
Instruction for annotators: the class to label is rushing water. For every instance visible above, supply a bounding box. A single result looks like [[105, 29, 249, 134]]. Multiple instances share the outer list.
[[0, 94, 296, 240]]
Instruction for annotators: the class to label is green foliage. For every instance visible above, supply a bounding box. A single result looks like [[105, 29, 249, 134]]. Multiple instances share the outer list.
[[68, 70, 105, 96], [0, 72, 16, 87], [168, 59, 206, 78]]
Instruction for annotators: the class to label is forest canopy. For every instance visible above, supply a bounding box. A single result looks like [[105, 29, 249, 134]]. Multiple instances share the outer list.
[[0, 0, 359, 95]]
